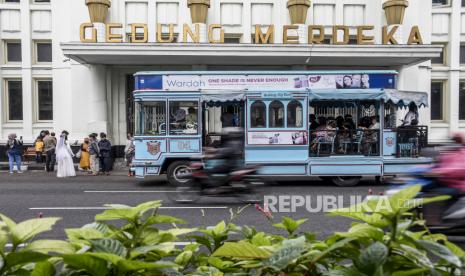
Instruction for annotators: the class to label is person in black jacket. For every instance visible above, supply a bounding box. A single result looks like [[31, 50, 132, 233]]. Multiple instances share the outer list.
[[6, 133, 23, 174], [98, 132, 112, 175]]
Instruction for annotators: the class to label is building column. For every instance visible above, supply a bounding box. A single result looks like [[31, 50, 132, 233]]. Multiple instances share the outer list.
[[87, 65, 108, 135], [20, 0, 33, 141], [448, 0, 461, 133]]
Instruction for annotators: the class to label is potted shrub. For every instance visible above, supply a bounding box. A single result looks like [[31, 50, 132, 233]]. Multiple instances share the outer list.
[[287, 0, 311, 25], [85, 0, 111, 23], [187, 0, 210, 24], [383, 0, 409, 25]]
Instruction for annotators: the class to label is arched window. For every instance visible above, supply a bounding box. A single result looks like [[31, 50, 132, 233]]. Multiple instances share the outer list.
[[269, 100, 284, 128], [250, 101, 266, 128], [287, 100, 303, 128]]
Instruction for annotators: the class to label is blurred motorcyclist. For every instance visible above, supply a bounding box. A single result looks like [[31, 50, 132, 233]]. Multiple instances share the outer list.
[[428, 133, 465, 201], [203, 127, 244, 184]]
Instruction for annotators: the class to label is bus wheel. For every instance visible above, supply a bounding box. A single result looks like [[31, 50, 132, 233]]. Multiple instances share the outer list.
[[331, 176, 361, 187], [167, 160, 191, 186]]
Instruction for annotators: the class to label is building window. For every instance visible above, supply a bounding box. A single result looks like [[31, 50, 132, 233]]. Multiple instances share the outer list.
[[35, 42, 52, 63], [4, 0, 20, 2], [250, 101, 266, 128], [136, 101, 166, 136], [6, 80, 23, 121], [463, 0, 465, 7], [34, 0, 51, 3], [287, 100, 303, 128], [5, 41, 21, 63], [432, 43, 446, 65], [168, 101, 199, 135], [432, 0, 449, 6], [460, 45, 465, 65], [269, 100, 284, 128], [37, 80, 53, 121], [431, 82, 444, 121], [460, 82, 465, 120]]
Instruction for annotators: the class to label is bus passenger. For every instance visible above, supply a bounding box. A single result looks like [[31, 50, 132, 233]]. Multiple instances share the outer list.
[[221, 106, 236, 128]]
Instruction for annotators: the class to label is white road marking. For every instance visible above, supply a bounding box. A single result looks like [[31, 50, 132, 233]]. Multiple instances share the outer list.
[[29, 206, 228, 210]]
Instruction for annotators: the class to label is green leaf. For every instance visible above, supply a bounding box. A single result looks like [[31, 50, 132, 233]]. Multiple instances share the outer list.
[[265, 236, 306, 269], [159, 228, 197, 237], [95, 208, 139, 222], [273, 217, 307, 235], [117, 260, 176, 273], [0, 230, 9, 251], [329, 209, 389, 228], [5, 251, 50, 268], [85, 252, 124, 265], [212, 221, 226, 236], [66, 228, 104, 241], [175, 250, 193, 267], [132, 243, 176, 258], [313, 238, 356, 263], [417, 239, 462, 267], [0, 214, 17, 229], [324, 267, 363, 276], [444, 241, 465, 258], [89, 238, 126, 257], [146, 215, 185, 225], [31, 261, 55, 276], [25, 240, 75, 254], [336, 223, 384, 241], [11, 218, 60, 245], [391, 268, 430, 276], [356, 242, 388, 275], [62, 253, 109, 276], [395, 244, 433, 269], [388, 185, 421, 215], [251, 232, 272, 246], [212, 241, 271, 259]]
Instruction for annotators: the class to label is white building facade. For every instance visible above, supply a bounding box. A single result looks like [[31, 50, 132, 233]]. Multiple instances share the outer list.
[[0, 0, 451, 147]]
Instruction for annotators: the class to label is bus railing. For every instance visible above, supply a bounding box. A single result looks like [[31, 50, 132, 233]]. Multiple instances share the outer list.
[[310, 129, 380, 157]]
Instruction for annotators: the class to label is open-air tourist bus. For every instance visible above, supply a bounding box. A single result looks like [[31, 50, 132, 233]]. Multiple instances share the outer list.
[[132, 71, 430, 187]]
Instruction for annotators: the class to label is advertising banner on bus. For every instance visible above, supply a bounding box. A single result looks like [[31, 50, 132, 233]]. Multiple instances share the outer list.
[[135, 73, 396, 91]]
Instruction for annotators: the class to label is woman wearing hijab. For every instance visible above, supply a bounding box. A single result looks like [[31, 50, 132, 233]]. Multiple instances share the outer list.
[[56, 130, 76, 178], [6, 133, 23, 174]]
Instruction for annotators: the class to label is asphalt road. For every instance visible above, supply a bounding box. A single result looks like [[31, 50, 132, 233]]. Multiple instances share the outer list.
[[0, 172, 388, 241]]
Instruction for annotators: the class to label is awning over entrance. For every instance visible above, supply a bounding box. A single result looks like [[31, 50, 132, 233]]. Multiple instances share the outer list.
[[201, 91, 246, 103], [61, 43, 441, 67], [308, 89, 428, 107]]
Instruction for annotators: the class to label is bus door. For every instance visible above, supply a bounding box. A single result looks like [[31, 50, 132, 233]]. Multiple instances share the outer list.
[[245, 93, 309, 175], [202, 96, 245, 148]]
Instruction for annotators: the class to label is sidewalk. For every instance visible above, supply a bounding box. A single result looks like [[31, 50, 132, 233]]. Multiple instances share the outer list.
[[0, 158, 130, 175]]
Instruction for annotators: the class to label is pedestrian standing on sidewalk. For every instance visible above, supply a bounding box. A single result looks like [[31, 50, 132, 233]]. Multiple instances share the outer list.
[[88, 133, 100, 176], [124, 133, 135, 176], [6, 133, 23, 174], [43, 131, 57, 172], [34, 137, 44, 163], [98, 133, 112, 175], [56, 131, 76, 178], [79, 138, 91, 172]]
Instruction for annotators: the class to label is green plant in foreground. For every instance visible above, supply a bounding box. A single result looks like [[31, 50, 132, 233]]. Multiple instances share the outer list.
[[0, 185, 463, 275]]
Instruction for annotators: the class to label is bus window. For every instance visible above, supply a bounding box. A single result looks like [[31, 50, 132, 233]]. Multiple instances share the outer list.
[[136, 101, 166, 136], [250, 100, 266, 128], [169, 101, 199, 135], [287, 100, 303, 128], [269, 100, 284, 128]]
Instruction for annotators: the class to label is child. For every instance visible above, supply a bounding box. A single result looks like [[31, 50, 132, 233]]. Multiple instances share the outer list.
[[35, 138, 44, 163]]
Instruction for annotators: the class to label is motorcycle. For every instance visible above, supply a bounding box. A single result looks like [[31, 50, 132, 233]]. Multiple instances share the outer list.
[[385, 167, 465, 236], [167, 159, 266, 204]]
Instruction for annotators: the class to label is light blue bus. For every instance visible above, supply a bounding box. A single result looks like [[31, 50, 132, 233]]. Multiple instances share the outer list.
[[133, 71, 430, 187]]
